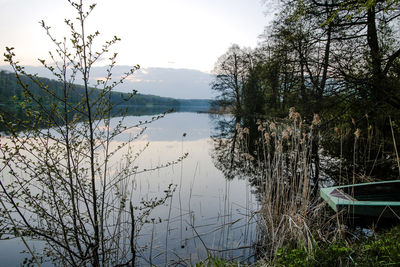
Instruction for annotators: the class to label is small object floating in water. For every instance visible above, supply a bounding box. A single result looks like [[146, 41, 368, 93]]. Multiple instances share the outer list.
[[320, 180, 400, 219]]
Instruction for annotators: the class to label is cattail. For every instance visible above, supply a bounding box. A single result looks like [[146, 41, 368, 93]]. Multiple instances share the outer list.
[[270, 122, 276, 131], [236, 123, 240, 130], [289, 108, 301, 122], [256, 119, 262, 125], [243, 153, 255, 161], [258, 124, 264, 132], [354, 128, 360, 139], [312, 114, 320, 125], [264, 132, 271, 144], [276, 141, 282, 151], [282, 130, 289, 140], [335, 127, 342, 136], [243, 127, 250, 134], [289, 107, 296, 119]]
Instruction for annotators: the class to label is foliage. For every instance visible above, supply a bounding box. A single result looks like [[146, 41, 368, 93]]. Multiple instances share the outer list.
[[212, 0, 400, 183], [211, 44, 252, 116], [0, 1, 185, 266]]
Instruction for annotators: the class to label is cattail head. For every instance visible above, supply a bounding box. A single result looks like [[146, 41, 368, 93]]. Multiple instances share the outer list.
[[282, 130, 289, 140], [312, 114, 320, 126], [335, 127, 342, 136], [354, 128, 361, 140], [276, 141, 282, 151], [270, 122, 276, 131], [289, 107, 296, 119], [289, 107, 300, 122], [264, 132, 271, 144], [243, 153, 255, 161]]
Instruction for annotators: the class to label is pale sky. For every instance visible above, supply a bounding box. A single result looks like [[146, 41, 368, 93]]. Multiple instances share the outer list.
[[0, 0, 271, 73]]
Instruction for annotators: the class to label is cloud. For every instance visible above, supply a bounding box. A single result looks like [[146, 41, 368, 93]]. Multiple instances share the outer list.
[[139, 68, 149, 75], [126, 77, 143, 83], [0, 65, 213, 99]]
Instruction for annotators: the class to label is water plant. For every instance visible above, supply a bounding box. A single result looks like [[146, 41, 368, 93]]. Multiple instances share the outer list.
[[233, 108, 335, 263]]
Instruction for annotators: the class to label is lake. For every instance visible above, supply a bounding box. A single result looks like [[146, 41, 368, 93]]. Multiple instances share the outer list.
[[0, 112, 259, 266]]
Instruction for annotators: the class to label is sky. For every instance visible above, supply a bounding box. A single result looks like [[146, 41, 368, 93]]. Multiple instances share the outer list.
[[0, 0, 271, 73]]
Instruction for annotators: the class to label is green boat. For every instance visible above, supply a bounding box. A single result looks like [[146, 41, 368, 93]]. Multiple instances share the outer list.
[[320, 180, 400, 219]]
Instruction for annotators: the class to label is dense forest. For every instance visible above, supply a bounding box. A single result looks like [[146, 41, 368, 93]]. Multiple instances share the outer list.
[[212, 0, 400, 184], [0, 70, 210, 128]]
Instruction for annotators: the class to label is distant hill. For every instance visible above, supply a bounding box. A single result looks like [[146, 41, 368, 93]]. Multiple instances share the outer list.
[[0, 70, 211, 121], [0, 65, 214, 99]]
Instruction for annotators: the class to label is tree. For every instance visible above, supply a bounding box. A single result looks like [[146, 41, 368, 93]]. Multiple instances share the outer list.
[[257, 0, 400, 181], [211, 44, 253, 117], [0, 1, 183, 266]]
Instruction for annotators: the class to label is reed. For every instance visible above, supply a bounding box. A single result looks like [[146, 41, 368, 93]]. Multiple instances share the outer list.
[[235, 108, 330, 262]]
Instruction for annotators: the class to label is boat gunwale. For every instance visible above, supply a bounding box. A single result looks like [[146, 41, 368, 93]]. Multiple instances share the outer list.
[[321, 181, 400, 205]]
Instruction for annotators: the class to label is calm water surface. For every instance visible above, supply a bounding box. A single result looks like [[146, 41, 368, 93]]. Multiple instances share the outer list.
[[0, 112, 258, 266]]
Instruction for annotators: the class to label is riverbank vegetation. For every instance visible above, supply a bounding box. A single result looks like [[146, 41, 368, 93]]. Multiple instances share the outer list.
[[196, 225, 400, 266], [212, 0, 400, 181], [211, 0, 400, 265]]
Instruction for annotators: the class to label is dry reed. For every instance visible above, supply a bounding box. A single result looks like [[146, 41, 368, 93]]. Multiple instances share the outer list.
[[235, 108, 329, 263]]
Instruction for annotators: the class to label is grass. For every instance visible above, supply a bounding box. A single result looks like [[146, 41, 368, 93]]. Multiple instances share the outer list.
[[194, 226, 400, 266], [194, 257, 243, 267], [273, 225, 400, 266]]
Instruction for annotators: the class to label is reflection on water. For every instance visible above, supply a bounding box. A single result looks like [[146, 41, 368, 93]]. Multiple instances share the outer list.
[[0, 112, 258, 266]]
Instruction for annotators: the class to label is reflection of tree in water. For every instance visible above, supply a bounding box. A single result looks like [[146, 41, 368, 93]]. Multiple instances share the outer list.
[[210, 110, 319, 197], [211, 110, 334, 259], [209, 114, 263, 185]]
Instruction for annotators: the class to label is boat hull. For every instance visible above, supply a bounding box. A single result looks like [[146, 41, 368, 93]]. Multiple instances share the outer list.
[[320, 180, 400, 219]]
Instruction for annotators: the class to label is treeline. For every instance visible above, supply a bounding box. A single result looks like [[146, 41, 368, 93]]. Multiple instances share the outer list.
[[212, 0, 400, 181], [0, 70, 210, 123]]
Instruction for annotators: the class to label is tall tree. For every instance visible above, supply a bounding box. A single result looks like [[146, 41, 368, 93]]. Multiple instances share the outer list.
[[211, 44, 253, 116]]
